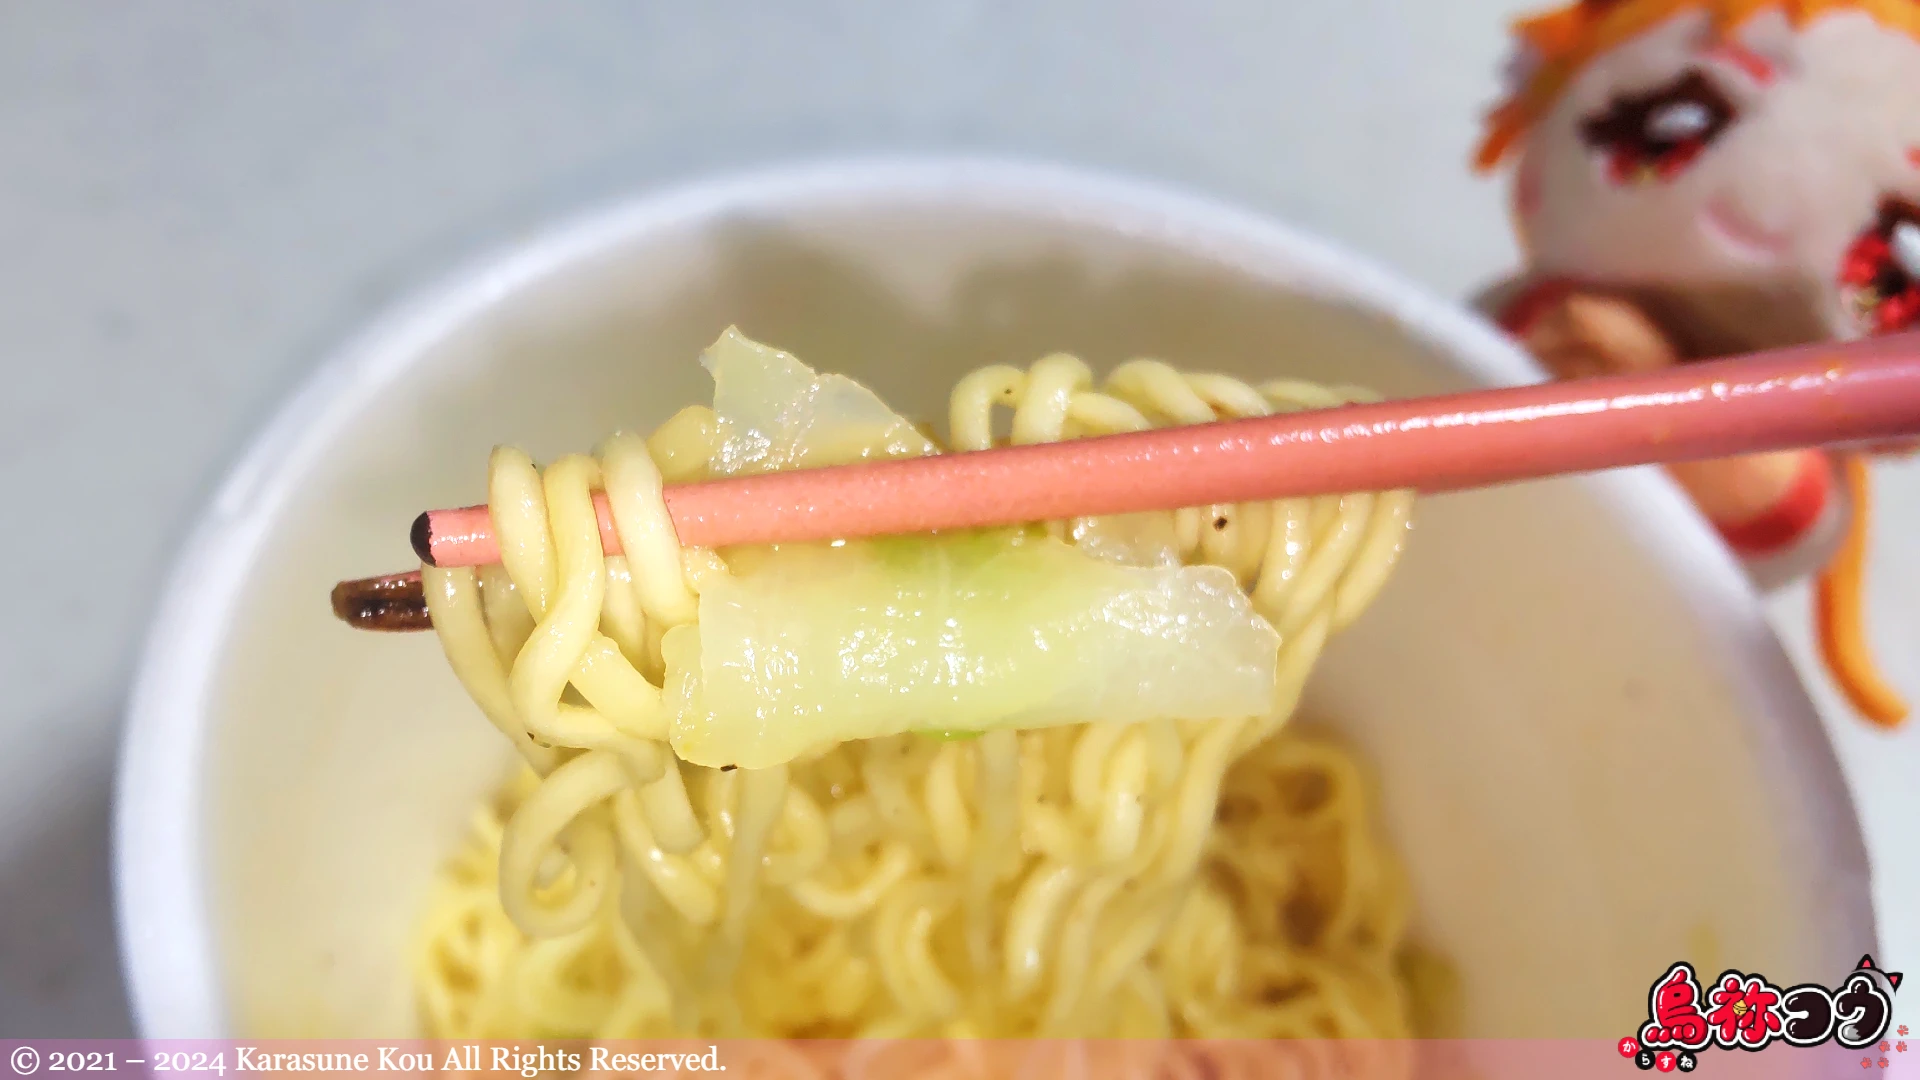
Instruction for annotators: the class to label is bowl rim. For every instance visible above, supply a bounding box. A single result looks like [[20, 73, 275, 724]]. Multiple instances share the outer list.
[[113, 154, 1872, 1037]]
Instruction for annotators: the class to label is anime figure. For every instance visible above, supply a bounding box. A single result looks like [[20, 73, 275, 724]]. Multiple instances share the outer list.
[[1473, 0, 1916, 725]]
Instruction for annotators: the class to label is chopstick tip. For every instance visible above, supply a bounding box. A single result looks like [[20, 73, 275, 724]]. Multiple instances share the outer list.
[[331, 572, 432, 632], [411, 511, 436, 566]]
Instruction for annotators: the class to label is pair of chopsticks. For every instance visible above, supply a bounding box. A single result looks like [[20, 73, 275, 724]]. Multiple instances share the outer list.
[[331, 333, 1920, 722]]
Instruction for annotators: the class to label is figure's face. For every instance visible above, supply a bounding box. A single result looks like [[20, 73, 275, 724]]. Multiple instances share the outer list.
[[1514, 8, 1920, 337]]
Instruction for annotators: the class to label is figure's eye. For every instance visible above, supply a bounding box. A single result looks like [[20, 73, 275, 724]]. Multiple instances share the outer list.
[[1839, 198, 1920, 334], [1580, 69, 1737, 185]]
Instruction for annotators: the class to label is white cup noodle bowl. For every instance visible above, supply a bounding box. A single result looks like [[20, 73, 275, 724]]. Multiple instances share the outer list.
[[116, 160, 1874, 1041]]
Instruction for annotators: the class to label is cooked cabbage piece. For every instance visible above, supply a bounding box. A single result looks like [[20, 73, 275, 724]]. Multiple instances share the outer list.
[[661, 329, 1279, 769], [703, 327, 936, 476], [666, 529, 1279, 768]]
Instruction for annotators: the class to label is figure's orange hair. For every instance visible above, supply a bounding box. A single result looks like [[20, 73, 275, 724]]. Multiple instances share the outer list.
[[1475, 0, 1920, 171], [1818, 456, 1908, 727]]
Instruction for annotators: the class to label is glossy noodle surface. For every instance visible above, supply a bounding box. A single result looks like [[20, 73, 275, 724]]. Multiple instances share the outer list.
[[413, 329, 1428, 1042]]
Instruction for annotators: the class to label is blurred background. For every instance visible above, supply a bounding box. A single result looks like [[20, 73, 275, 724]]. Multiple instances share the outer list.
[[3, 0, 1911, 1036]]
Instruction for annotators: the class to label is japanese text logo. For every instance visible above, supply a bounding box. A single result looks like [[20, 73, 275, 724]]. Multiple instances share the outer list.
[[1618, 954, 1902, 1071]]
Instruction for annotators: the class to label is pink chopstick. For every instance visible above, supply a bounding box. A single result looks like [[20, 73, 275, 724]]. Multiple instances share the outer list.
[[412, 333, 1920, 569]]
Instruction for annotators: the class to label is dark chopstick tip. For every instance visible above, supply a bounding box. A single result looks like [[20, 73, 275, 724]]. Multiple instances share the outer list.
[[411, 512, 436, 566], [331, 573, 432, 631]]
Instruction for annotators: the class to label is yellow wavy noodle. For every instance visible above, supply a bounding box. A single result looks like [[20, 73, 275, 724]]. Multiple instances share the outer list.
[[411, 348, 1438, 1061]]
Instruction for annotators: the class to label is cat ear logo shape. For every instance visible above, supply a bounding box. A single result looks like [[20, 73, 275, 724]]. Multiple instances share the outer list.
[[1833, 956, 1899, 1050], [1857, 955, 1903, 993]]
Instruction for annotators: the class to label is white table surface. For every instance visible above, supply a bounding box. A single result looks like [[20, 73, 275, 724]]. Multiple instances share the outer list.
[[3, 0, 1914, 1037]]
